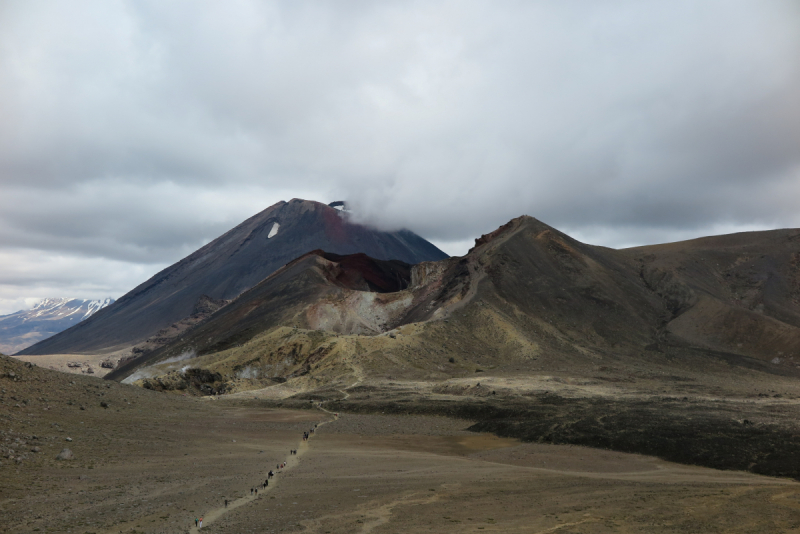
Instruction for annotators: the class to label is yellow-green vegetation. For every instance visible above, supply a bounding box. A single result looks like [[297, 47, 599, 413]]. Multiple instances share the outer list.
[[131, 295, 545, 397]]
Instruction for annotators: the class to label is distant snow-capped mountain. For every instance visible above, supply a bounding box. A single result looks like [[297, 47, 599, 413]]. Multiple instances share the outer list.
[[0, 298, 114, 355]]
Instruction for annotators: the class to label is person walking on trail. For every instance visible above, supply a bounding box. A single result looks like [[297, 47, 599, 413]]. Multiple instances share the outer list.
[[251, 488, 253, 495], [255, 488, 258, 496], [199, 517, 203, 528], [195, 517, 199, 527], [225, 499, 228, 508]]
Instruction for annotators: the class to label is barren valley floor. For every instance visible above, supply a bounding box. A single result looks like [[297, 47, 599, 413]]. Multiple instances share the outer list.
[[3, 381, 800, 534]]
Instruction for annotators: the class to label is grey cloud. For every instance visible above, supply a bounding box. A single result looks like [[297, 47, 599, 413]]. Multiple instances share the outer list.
[[0, 0, 799, 306]]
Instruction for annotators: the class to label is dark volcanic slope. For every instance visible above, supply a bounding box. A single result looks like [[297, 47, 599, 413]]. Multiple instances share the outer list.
[[21, 199, 446, 355], [106, 250, 413, 379]]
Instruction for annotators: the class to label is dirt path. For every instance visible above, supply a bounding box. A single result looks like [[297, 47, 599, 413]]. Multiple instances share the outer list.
[[188, 410, 336, 532]]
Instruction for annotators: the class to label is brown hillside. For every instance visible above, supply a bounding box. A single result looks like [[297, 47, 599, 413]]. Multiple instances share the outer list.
[[623, 229, 800, 363]]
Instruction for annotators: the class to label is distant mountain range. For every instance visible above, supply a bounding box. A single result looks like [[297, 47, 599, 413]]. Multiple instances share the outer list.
[[20, 199, 448, 355], [0, 298, 114, 354]]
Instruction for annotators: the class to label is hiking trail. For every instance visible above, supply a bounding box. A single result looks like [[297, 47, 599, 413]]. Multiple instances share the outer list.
[[188, 409, 337, 532]]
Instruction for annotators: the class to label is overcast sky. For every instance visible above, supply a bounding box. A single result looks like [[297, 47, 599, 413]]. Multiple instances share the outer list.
[[1, 0, 799, 314]]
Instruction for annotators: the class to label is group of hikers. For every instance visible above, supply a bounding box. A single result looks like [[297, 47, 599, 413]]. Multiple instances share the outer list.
[[195, 422, 326, 529]]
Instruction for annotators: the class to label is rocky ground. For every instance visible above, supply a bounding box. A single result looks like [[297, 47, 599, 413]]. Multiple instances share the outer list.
[[0, 355, 324, 533], [5, 354, 800, 533]]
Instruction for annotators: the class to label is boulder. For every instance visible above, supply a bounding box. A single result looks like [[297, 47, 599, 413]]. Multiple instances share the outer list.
[[56, 448, 73, 460]]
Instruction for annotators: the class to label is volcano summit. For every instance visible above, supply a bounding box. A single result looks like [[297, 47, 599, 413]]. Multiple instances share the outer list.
[[19, 199, 447, 356]]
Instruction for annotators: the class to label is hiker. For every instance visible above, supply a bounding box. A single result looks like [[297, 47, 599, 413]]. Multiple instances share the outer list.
[[251, 488, 253, 495], [199, 517, 203, 528], [195, 517, 199, 527], [225, 499, 228, 508], [255, 488, 258, 495]]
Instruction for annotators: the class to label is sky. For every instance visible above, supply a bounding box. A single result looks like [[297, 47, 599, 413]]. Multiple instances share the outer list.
[[1, 0, 799, 315]]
